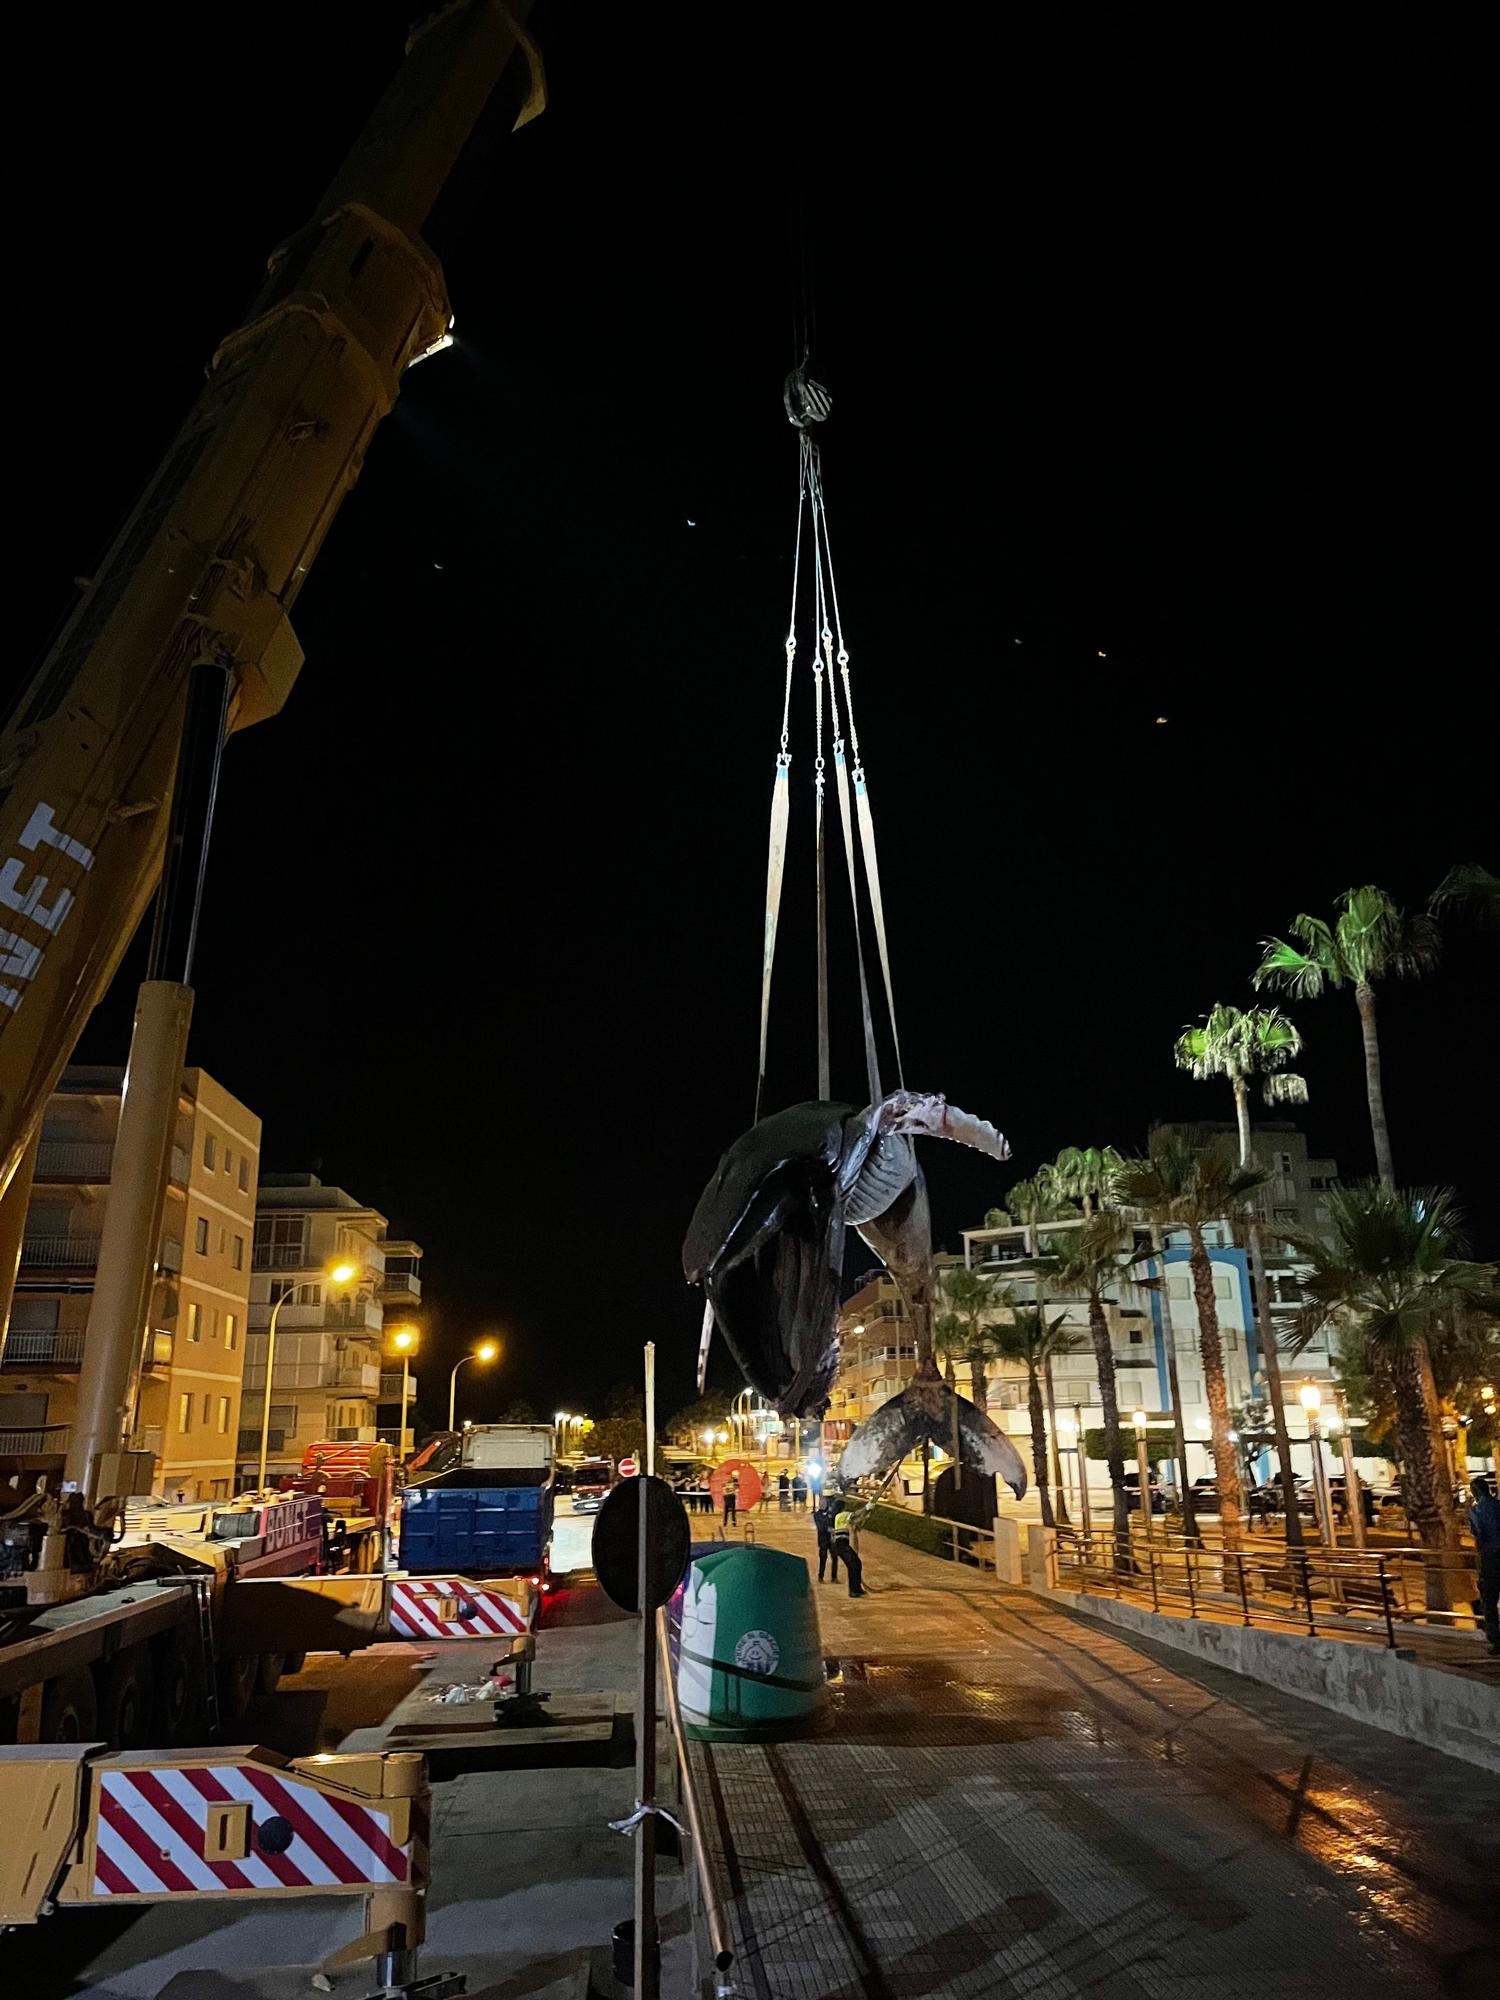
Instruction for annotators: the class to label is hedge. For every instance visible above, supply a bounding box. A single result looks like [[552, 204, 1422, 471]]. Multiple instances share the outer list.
[[863, 1503, 951, 1558]]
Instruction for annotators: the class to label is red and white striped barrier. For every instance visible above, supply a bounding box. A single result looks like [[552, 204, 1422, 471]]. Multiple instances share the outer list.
[[387, 1576, 533, 1641], [87, 1760, 412, 1900]]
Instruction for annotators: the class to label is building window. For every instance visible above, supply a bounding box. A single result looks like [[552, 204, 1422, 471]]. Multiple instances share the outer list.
[[186, 1301, 201, 1343], [1274, 1206, 1297, 1224], [217, 1397, 231, 1434], [194, 1216, 209, 1256], [208, 1307, 218, 1340], [218, 1226, 227, 1255], [1213, 1274, 1231, 1299], [202, 1393, 211, 1422], [254, 1214, 306, 1268], [224, 1312, 237, 1351], [224, 1147, 232, 1176], [203, 1134, 215, 1170], [1128, 1329, 1144, 1345], [178, 1393, 192, 1433], [238, 1157, 250, 1193], [232, 1235, 244, 1271]]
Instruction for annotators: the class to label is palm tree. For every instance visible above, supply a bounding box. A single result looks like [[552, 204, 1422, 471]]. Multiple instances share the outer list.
[[1115, 1133, 1270, 1550], [1048, 1213, 1134, 1564], [1254, 884, 1438, 1187], [1174, 1002, 1307, 1165], [1008, 1172, 1079, 1518], [1046, 1145, 1122, 1217], [992, 1306, 1083, 1528], [1285, 1184, 1497, 1610], [937, 1265, 1005, 1411], [1173, 1001, 1309, 1544], [1429, 861, 1499, 929]]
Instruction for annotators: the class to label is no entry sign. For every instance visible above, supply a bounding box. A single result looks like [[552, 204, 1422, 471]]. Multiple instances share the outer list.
[[618, 1455, 638, 1477]]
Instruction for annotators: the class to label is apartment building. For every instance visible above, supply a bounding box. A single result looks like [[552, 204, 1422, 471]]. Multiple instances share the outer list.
[[2, 1065, 260, 1500], [1156, 1120, 1339, 1246], [821, 1274, 917, 1456], [377, 1236, 422, 1450], [241, 1176, 421, 1479], [951, 1129, 1375, 1499]]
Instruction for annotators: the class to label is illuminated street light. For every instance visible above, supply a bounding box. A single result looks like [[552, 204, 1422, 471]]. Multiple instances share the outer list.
[[1298, 1380, 1335, 1548], [258, 1258, 359, 1492], [449, 1338, 500, 1431], [388, 1323, 421, 1463], [1298, 1380, 1323, 1414]]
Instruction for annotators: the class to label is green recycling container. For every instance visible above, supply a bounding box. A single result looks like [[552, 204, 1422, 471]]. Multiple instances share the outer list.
[[676, 1544, 827, 1740]]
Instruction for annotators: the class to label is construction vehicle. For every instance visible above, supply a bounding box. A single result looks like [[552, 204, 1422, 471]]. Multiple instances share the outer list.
[[400, 1423, 554, 1581], [0, 4, 545, 1794], [2, 1740, 445, 1992], [284, 1437, 399, 1573], [570, 1455, 616, 1515]]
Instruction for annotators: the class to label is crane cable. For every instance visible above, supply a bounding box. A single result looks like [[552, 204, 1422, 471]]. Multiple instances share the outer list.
[[755, 382, 904, 1120]]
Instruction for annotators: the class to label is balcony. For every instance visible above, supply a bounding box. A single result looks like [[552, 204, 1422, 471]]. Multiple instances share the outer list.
[[159, 1238, 183, 1274], [35, 1140, 114, 1181], [330, 1425, 376, 1444], [379, 1271, 422, 1305], [170, 1144, 191, 1184], [146, 1329, 174, 1369], [248, 1297, 385, 1336], [323, 1363, 381, 1395], [0, 1424, 70, 1462], [2, 1328, 85, 1367], [128, 1425, 165, 1459], [379, 1372, 417, 1402], [20, 1234, 101, 1272]]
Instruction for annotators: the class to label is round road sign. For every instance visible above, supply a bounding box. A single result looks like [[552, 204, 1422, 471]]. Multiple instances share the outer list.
[[591, 1474, 691, 1613], [618, 1455, 638, 1478]]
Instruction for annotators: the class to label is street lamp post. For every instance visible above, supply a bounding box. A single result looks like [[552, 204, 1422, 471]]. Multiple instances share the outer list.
[[389, 1324, 419, 1461], [449, 1340, 499, 1431], [1072, 1402, 1092, 1543], [258, 1259, 358, 1492], [1299, 1381, 1334, 1549], [1132, 1411, 1153, 1548]]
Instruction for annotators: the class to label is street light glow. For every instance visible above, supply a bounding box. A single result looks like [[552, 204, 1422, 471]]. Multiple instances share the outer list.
[[1299, 1380, 1322, 1413], [1132, 1409, 1147, 1429], [474, 1341, 499, 1363], [328, 1260, 358, 1286], [390, 1324, 419, 1352]]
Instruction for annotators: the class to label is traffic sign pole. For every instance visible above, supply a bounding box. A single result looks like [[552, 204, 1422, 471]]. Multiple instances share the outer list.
[[635, 1450, 660, 1998]]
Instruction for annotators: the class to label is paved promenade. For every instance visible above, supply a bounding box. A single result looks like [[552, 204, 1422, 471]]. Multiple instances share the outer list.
[[688, 1508, 1499, 1998]]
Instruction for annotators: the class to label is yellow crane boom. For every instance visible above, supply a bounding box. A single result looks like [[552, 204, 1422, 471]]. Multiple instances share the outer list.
[[0, 2, 541, 1204]]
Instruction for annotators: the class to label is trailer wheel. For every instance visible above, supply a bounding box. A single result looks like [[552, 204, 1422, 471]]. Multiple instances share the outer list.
[[40, 1667, 98, 1742], [99, 1646, 155, 1750], [255, 1652, 285, 1695], [152, 1633, 197, 1742]]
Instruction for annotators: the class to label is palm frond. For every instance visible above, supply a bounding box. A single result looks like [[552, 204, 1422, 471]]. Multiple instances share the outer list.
[[1430, 861, 1500, 929], [1254, 933, 1331, 999], [1262, 1070, 1308, 1106]]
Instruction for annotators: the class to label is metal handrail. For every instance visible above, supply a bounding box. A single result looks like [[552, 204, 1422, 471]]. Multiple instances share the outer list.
[[655, 1606, 734, 1988], [1053, 1523, 1481, 1646]]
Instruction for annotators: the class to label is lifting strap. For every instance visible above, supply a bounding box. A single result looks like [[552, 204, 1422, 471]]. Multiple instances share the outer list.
[[754, 405, 905, 1118]]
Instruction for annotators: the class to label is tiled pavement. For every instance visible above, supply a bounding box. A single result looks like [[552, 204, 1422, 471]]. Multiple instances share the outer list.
[[687, 1511, 1500, 1998]]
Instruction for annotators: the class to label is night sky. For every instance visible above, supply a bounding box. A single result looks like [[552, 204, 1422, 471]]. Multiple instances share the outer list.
[[14, 5, 1495, 1427]]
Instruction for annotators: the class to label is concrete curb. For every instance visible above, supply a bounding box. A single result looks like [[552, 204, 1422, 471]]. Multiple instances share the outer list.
[[1035, 1582, 1500, 1772]]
